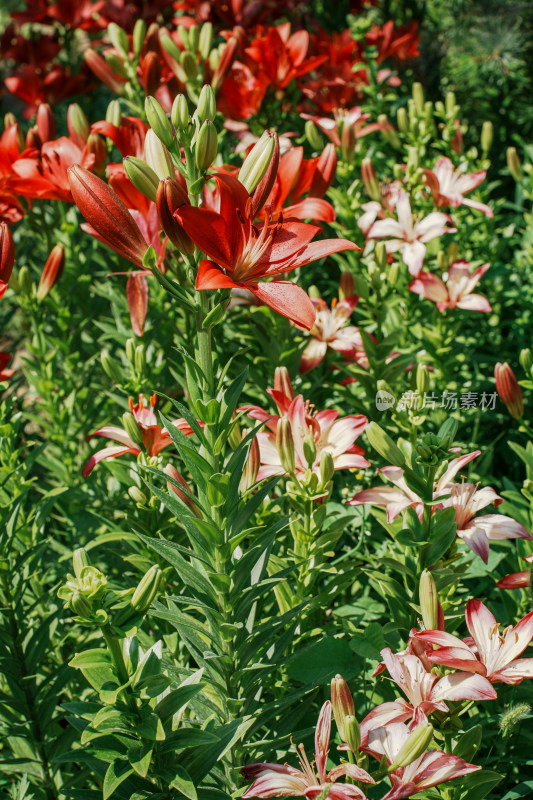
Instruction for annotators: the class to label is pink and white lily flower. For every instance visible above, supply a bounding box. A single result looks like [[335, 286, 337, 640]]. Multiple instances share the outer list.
[[424, 157, 494, 218], [301, 107, 383, 147], [82, 393, 196, 477], [414, 599, 533, 685], [360, 649, 496, 737], [497, 554, 533, 589], [300, 294, 366, 373], [367, 189, 456, 276], [409, 261, 492, 313], [366, 723, 480, 800], [241, 700, 375, 798]]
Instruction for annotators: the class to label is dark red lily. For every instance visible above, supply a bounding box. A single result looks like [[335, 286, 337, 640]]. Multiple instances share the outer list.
[[176, 173, 358, 330]]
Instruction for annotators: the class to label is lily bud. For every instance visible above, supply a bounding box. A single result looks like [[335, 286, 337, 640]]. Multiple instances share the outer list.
[[131, 565, 163, 613], [188, 25, 199, 53], [156, 178, 194, 255], [4, 112, 17, 129], [86, 133, 107, 178], [122, 411, 144, 446], [251, 131, 280, 216], [142, 51, 161, 96], [195, 120, 217, 171], [388, 262, 399, 288], [375, 242, 387, 270], [303, 433, 317, 468], [132, 19, 147, 56], [419, 569, 439, 630], [199, 22, 214, 59], [336, 273, 354, 302], [397, 106, 408, 133], [361, 157, 381, 201], [211, 35, 238, 92], [366, 422, 406, 468], [73, 547, 90, 580], [331, 674, 355, 741], [178, 25, 190, 49], [0, 223, 15, 299], [18, 265, 33, 296], [340, 119, 356, 161], [416, 364, 429, 396], [481, 120, 493, 154], [197, 84, 216, 123], [344, 715, 361, 754], [305, 119, 323, 150], [180, 50, 197, 81], [274, 366, 294, 400], [108, 22, 130, 59], [495, 362, 524, 419], [84, 49, 125, 94], [309, 143, 337, 197], [134, 343, 145, 375], [276, 417, 295, 474], [412, 82, 424, 114], [239, 130, 277, 194], [143, 129, 174, 180], [171, 95, 189, 136], [164, 463, 202, 516], [69, 591, 93, 617], [101, 350, 125, 383], [106, 99, 122, 126], [445, 90, 457, 116], [437, 417, 458, 449], [129, 486, 148, 505], [507, 147, 523, 182], [124, 156, 159, 201], [389, 723, 434, 771], [36, 103, 55, 143], [37, 244, 65, 300], [26, 128, 42, 149], [240, 431, 260, 492], [379, 114, 400, 148], [320, 451, 335, 485], [520, 348, 533, 375], [68, 165, 148, 266], [145, 96, 174, 148]]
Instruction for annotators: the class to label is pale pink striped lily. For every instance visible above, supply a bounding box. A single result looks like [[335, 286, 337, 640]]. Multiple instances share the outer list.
[[367, 189, 456, 276], [409, 261, 491, 312], [241, 701, 374, 798], [366, 723, 480, 800], [424, 157, 493, 218], [414, 599, 533, 685], [360, 649, 496, 738], [300, 294, 366, 373]]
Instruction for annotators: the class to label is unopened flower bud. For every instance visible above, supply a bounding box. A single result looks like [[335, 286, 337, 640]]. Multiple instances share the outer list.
[[397, 106, 408, 133], [507, 147, 523, 182], [145, 96, 174, 149], [303, 433, 317, 468], [339, 271, 354, 301], [361, 157, 381, 201], [331, 674, 355, 741], [78, 565, 107, 598], [180, 50, 197, 81], [4, 112, 17, 129], [390, 723, 434, 771], [0, 223, 15, 297], [366, 421, 406, 468], [340, 119, 356, 161], [416, 364, 429, 396], [106, 99, 122, 127], [128, 485, 148, 505], [143, 129, 173, 180], [85, 48, 125, 94], [69, 591, 93, 617], [344, 714, 361, 753], [178, 25, 190, 49], [305, 119, 323, 151], [412, 82, 424, 114], [26, 127, 42, 149], [131, 564, 163, 613], [495, 362, 524, 419], [188, 25, 199, 53], [388, 262, 399, 288], [239, 130, 277, 194], [419, 569, 439, 630], [18, 265, 33, 296], [171, 94, 189, 132], [211, 36, 238, 91], [36, 103, 55, 143], [125, 338, 136, 363], [132, 19, 147, 56], [37, 244, 65, 300], [101, 350, 124, 383], [274, 366, 295, 400], [436, 417, 458, 449], [124, 156, 159, 201], [134, 343, 146, 375], [108, 22, 130, 58], [197, 84, 216, 123], [241, 431, 260, 492], [86, 133, 107, 178], [520, 348, 533, 375], [276, 417, 295, 474], [73, 547, 90, 580], [122, 411, 144, 446], [195, 120, 217, 172], [445, 91, 457, 116], [142, 51, 161, 96], [375, 242, 387, 271], [199, 22, 214, 60], [378, 114, 400, 148], [156, 178, 194, 254], [105, 51, 128, 79], [481, 120, 493, 154]]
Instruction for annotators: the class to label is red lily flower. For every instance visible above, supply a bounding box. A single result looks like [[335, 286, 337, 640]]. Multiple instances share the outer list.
[[0, 352, 15, 382], [264, 145, 336, 222], [4, 64, 90, 119], [365, 20, 420, 64], [10, 137, 95, 202], [176, 173, 358, 329], [0, 222, 15, 300], [91, 116, 148, 158], [245, 22, 327, 91]]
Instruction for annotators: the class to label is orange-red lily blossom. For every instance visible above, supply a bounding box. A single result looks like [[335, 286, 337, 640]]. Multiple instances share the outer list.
[[0, 352, 14, 381], [245, 22, 327, 91], [0, 222, 15, 300], [68, 164, 149, 266], [264, 144, 337, 223], [175, 173, 358, 329]]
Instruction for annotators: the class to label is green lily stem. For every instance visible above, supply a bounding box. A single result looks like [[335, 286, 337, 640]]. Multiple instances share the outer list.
[[102, 627, 138, 713]]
